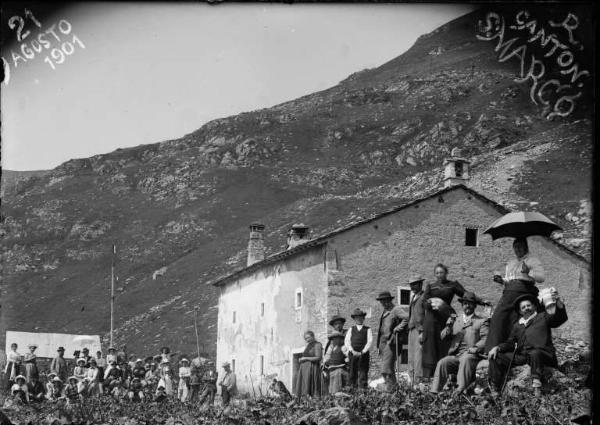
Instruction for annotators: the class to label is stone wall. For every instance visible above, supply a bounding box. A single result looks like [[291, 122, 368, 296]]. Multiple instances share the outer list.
[[325, 187, 590, 377], [216, 245, 327, 395]]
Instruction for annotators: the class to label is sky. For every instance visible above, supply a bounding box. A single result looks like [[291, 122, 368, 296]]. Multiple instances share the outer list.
[[1, 3, 475, 171]]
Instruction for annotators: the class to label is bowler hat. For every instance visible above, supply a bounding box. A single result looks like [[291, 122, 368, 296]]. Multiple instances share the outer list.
[[328, 315, 346, 327], [350, 308, 367, 318], [222, 361, 231, 368], [457, 291, 479, 304], [408, 274, 424, 285], [376, 291, 394, 301], [328, 331, 345, 340], [513, 293, 540, 312], [28, 344, 38, 349], [108, 347, 116, 352], [57, 347, 65, 352]]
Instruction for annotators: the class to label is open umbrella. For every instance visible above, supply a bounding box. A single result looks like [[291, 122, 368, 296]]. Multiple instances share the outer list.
[[483, 211, 561, 240]]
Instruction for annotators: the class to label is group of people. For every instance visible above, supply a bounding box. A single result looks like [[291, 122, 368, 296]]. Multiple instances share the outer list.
[[3, 344, 236, 407], [3, 237, 569, 404], [295, 237, 568, 398]]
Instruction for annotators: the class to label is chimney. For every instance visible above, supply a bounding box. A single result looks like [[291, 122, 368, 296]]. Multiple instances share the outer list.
[[286, 224, 310, 250], [443, 147, 470, 188], [247, 223, 265, 266]]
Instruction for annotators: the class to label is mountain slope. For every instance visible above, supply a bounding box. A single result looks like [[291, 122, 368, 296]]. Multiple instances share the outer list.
[[1, 7, 592, 356]]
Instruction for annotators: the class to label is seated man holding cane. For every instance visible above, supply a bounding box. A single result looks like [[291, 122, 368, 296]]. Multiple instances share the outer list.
[[429, 291, 489, 395], [487, 290, 567, 396]]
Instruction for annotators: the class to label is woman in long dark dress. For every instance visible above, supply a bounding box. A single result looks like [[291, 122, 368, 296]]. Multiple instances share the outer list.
[[485, 237, 544, 353], [295, 331, 323, 399], [421, 264, 484, 379]]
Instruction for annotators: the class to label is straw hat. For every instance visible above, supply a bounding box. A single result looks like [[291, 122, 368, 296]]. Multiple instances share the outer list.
[[15, 375, 26, 382], [28, 344, 38, 349], [350, 308, 367, 318], [68, 376, 78, 383], [180, 358, 189, 364], [77, 358, 86, 364], [222, 361, 231, 368]]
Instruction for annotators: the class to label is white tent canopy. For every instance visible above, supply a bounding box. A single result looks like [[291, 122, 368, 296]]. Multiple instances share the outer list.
[[5, 331, 102, 359]]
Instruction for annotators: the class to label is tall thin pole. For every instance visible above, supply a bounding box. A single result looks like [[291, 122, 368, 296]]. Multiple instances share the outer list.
[[110, 244, 115, 347], [194, 308, 200, 359]]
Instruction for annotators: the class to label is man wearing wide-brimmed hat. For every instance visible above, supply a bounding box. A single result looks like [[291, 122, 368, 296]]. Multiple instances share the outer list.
[[218, 361, 237, 406], [406, 275, 426, 386], [51, 347, 68, 383], [430, 291, 489, 395], [376, 290, 409, 389], [344, 308, 372, 388], [488, 291, 567, 395]]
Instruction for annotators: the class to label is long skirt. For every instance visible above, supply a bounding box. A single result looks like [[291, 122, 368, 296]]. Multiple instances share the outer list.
[[24, 362, 38, 384], [421, 304, 455, 378], [4, 362, 19, 390], [485, 280, 539, 353], [295, 361, 323, 398], [328, 367, 347, 394], [407, 328, 423, 383]]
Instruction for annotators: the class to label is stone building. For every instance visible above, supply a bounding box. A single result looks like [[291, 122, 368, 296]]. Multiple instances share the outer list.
[[212, 156, 590, 395]]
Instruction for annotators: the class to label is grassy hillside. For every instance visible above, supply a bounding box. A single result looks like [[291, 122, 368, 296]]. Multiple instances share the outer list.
[[0, 6, 592, 356]]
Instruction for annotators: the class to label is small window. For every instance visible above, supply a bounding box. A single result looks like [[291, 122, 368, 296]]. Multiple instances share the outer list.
[[465, 228, 478, 246], [397, 287, 411, 306], [295, 288, 303, 309], [232, 359, 236, 373], [233, 311, 236, 323], [261, 303, 265, 316], [455, 162, 464, 178], [259, 355, 264, 375]]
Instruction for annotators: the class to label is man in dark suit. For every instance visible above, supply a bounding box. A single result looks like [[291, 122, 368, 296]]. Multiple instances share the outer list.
[[430, 291, 489, 395], [487, 291, 567, 395], [406, 275, 426, 385], [376, 291, 408, 390]]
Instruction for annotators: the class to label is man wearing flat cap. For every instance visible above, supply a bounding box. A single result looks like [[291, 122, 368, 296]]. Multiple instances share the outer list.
[[376, 290, 409, 389], [430, 291, 489, 395], [344, 308, 372, 389], [406, 275, 426, 386], [51, 347, 68, 383], [488, 291, 567, 395]]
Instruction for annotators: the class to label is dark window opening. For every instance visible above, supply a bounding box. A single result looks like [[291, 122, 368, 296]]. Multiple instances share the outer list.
[[399, 289, 411, 306], [259, 355, 264, 375], [232, 359, 236, 373], [401, 348, 408, 364], [455, 162, 464, 178], [233, 311, 236, 323], [261, 303, 265, 316], [465, 228, 478, 246]]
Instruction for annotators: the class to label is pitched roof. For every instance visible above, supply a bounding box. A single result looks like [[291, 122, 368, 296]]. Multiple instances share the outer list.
[[210, 184, 588, 287]]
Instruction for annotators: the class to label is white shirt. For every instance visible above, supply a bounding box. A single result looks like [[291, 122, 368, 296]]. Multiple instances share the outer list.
[[344, 325, 373, 354], [518, 311, 538, 327], [462, 313, 474, 324], [86, 367, 99, 382], [504, 254, 545, 283]]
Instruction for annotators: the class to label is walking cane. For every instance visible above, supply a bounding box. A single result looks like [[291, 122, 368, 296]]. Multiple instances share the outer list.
[[500, 334, 524, 395], [395, 334, 401, 388]]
